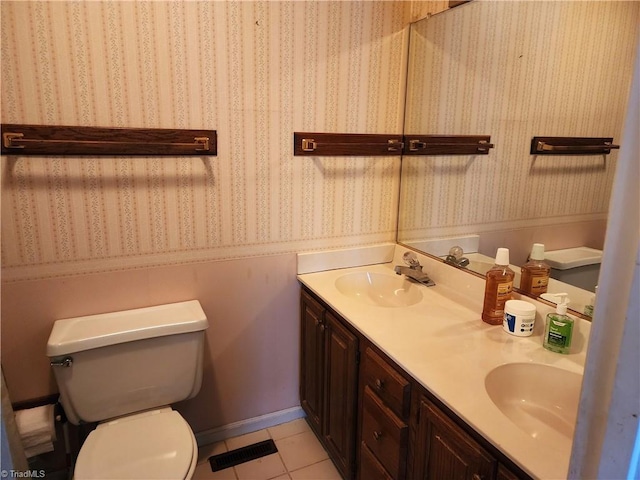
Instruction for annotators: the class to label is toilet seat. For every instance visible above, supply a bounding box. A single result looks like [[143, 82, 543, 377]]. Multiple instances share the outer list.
[[74, 407, 197, 479]]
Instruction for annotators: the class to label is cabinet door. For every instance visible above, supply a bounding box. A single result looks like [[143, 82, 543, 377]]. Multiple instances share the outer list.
[[300, 290, 325, 436], [413, 398, 497, 480], [497, 464, 523, 480], [323, 311, 359, 479]]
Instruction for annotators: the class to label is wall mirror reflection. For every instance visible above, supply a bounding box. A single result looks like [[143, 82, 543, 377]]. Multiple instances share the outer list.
[[397, 1, 639, 316]]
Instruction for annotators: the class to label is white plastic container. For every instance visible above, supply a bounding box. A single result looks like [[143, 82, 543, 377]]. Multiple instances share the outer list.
[[503, 299, 536, 337]]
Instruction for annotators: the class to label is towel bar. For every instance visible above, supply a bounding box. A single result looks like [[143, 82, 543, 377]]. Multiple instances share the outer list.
[[1, 124, 217, 156], [530, 136, 619, 155]]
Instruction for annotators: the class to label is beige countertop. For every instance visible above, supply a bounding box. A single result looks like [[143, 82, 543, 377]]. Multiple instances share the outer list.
[[297, 246, 589, 480]]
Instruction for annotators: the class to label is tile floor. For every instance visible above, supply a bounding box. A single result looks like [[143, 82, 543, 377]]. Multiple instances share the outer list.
[[193, 418, 342, 480]]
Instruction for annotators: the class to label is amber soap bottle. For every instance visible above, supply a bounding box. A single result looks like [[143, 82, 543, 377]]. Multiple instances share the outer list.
[[520, 243, 551, 296], [482, 248, 515, 325]]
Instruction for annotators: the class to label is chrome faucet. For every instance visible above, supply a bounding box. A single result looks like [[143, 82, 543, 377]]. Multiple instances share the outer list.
[[394, 251, 435, 287], [444, 246, 470, 268]]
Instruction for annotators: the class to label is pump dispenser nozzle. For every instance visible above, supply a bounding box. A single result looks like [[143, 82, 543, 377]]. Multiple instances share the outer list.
[[554, 293, 570, 315]]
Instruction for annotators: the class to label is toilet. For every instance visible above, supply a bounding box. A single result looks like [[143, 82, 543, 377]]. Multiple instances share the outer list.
[[545, 246, 602, 292], [46, 300, 208, 479]]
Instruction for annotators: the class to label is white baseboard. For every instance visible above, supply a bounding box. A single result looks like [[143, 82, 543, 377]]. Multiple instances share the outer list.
[[194, 406, 306, 446]]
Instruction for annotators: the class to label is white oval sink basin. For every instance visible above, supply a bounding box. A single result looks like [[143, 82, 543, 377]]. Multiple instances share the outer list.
[[485, 363, 582, 441], [335, 272, 423, 307]]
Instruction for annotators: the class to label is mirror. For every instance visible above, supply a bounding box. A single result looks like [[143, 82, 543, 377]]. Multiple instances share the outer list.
[[397, 1, 639, 316]]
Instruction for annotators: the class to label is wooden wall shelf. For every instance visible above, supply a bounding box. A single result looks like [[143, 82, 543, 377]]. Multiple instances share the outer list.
[[1, 124, 217, 156]]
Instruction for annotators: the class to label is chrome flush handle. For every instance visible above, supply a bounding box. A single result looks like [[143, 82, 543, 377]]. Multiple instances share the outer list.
[[50, 356, 73, 368]]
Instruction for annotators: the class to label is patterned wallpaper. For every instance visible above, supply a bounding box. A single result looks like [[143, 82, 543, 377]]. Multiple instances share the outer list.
[[1, 1, 414, 281], [398, 1, 639, 241]]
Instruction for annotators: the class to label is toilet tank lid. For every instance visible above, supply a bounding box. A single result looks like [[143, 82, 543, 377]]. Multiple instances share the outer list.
[[47, 300, 208, 357], [544, 247, 603, 270]]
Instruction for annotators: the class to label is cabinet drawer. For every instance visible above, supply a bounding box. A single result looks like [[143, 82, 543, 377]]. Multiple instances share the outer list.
[[361, 386, 408, 479], [361, 347, 410, 419], [359, 443, 393, 480]]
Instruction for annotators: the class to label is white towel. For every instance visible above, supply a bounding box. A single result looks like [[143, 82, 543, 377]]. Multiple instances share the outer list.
[[15, 405, 56, 458]]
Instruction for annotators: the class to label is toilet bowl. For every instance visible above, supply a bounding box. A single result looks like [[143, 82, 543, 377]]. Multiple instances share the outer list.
[[74, 408, 197, 479], [46, 301, 208, 480]]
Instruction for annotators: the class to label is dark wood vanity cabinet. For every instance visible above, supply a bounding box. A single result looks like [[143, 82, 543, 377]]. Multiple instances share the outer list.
[[300, 289, 359, 480], [299, 287, 530, 480]]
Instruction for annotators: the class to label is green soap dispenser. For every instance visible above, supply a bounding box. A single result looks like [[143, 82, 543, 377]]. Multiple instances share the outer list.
[[543, 293, 573, 354]]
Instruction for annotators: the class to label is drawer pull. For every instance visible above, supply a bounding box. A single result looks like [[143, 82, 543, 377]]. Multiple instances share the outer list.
[[375, 378, 384, 390], [373, 431, 383, 441]]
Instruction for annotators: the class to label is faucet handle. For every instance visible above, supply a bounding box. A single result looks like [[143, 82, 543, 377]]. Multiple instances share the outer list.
[[448, 245, 464, 261], [402, 251, 421, 267]]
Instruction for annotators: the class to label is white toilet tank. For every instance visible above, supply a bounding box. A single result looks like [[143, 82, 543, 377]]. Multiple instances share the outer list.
[[47, 300, 208, 425]]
